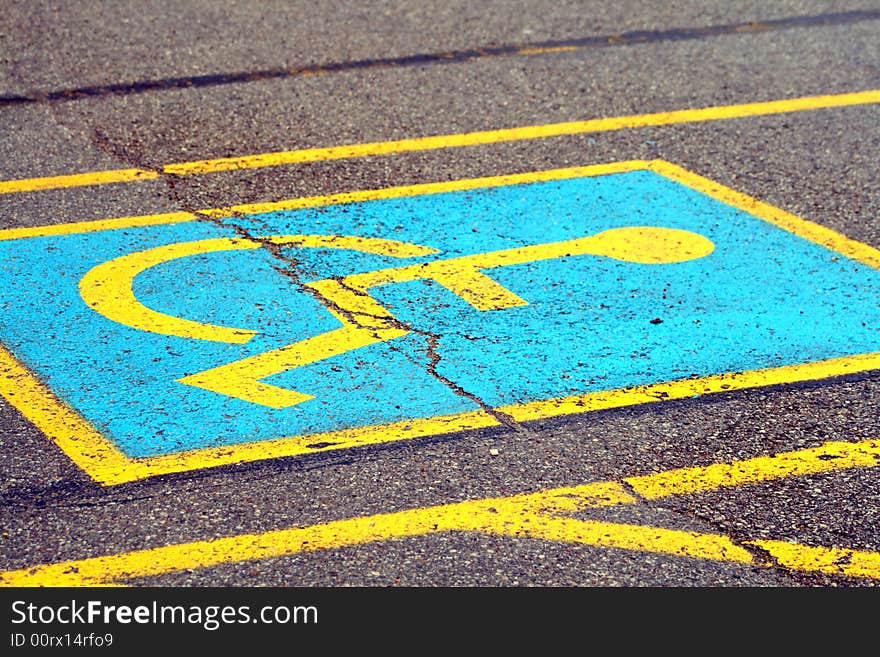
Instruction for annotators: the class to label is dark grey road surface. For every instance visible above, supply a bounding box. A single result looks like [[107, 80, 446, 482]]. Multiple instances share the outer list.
[[1, 1, 878, 587]]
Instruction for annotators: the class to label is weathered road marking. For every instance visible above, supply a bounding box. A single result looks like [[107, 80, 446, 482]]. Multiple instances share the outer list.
[[0, 89, 878, 194], [2, 438, 878, 586]]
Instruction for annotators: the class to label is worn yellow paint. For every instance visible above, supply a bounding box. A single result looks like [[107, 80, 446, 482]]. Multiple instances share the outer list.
[[2, 439, 878, 586], [78, 234, 436, 345], [748, 540, 880, 580], [2, 161, 880, 484], [515, 45, 581, 56], [501, 481, 639, 514], [1, 90, 878, 195], [179, 226, 713, 408], [0, 211, 196, 242], [0, 168, 160, 195], [627, 438, 880, 499]]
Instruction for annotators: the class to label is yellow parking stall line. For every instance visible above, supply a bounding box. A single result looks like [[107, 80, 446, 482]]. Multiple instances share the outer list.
[[1, 89, 878, 195], [0, 168, 159, 194], [747, 540, 880, 580], [481, 515, 755, 564], [0, 211, 196, 242], [626, 438, 880, 499], [2, 438, 878, 586], [0, 162, 645, 242]]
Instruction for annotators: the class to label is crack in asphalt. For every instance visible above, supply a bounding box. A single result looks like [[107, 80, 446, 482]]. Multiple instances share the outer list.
[[3, 8, 879, 107], [156, 177, 531, 436], [615, 477, 803, 580], [331, 277, 531, 435]]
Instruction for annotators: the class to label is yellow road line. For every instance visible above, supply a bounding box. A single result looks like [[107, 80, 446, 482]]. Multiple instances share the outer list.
[[1, 89, 878, 195], [626, 438, 880, 499], [0, 162, 645, 242], [0, 168, 160, 194], [747, 540, 880, 579], [2, 439, 878, 586], [0, 211, 195, 242]]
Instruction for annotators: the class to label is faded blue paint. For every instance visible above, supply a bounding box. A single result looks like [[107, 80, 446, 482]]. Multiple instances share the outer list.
[[0, 170, 878, 457]]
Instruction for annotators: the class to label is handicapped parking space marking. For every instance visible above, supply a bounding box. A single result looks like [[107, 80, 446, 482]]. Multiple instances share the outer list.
[[1, 160, 880, 485], [2, 437, 879, 586], [83, 225, 711, 408]]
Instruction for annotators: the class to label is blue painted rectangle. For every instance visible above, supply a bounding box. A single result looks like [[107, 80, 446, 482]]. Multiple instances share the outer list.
[[1, 168, 878, 458]]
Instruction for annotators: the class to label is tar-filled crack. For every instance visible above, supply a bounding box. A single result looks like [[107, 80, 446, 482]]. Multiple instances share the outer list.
[[330, 278, 531, 436], [0, 448, 363, 507], [616, 478, 783, 569], [5, 9, 878, 108], [90, 126, 131, 163], [160, 177, 533, 436], [0, 484, 158, 509]]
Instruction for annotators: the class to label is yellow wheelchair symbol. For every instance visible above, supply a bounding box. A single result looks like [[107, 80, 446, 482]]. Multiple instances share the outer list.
[[79, 227, 713, 408]]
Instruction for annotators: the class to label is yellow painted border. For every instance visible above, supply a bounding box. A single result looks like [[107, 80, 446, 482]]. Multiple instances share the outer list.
[[1, 160, 879, 485]]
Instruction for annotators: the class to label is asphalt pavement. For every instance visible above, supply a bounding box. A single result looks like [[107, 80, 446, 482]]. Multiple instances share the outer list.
[[1, 0, 879, 593]]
